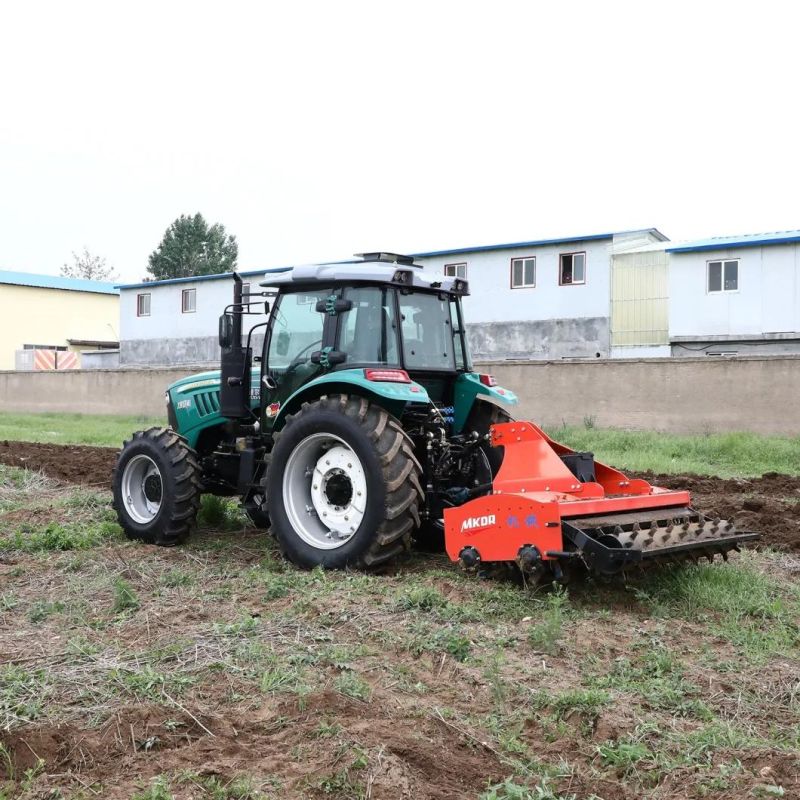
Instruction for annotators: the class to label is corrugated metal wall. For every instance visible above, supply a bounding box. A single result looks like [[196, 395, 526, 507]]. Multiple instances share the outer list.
[[611, 250, 669, 345]]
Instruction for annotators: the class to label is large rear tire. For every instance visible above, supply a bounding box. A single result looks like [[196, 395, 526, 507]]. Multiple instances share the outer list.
[[467, 400, 514, 478], [112, 427, 202, 546], [267, 394, 423, 569]]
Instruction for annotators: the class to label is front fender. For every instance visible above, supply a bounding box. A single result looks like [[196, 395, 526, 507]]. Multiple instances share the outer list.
[[273, 368, 430, 429]]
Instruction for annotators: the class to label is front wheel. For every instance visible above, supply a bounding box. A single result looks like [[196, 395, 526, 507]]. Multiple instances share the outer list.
[[267, 394, 423, 569], [112, 428, 202, 546]]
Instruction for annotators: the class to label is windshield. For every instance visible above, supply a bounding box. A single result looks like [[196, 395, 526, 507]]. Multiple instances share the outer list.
[[398, 291, 456, 370]]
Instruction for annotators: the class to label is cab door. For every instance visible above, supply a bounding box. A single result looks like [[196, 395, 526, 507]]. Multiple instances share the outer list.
[[261, 288, 332, 429]]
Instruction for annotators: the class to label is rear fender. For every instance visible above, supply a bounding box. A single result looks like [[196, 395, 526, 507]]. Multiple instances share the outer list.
[[453, 372, 518, 433], [273, 368, 431, 430]]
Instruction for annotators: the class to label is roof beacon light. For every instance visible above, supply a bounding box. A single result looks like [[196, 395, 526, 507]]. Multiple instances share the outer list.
[[364, 368, 412, 383], [479, 374, 498, 387], [355, 252, 418, 267]]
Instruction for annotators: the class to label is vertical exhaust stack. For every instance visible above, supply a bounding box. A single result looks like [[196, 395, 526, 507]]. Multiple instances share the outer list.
[[219, 272, 252, 419]]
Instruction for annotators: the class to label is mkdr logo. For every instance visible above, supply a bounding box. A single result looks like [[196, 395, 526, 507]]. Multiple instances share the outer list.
[[460, 514, 496, 533]]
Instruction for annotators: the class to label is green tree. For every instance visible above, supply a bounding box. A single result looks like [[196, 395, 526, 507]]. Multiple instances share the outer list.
[[61, 247, 116, 281], [147, 213, 238, 280]]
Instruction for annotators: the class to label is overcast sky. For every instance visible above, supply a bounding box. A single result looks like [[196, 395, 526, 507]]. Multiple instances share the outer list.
[[1, 1, 798, 283]]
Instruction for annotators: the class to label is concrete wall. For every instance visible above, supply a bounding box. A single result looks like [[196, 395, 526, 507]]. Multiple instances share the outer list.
[[81, 350, 120, 369], [670, 243, 800, 339], [467, 318, 609, 360], [0, 284, 119, 370], [121, 334, 265, 367], [483, 356, 800, 435], [1, 355, 798, 434]]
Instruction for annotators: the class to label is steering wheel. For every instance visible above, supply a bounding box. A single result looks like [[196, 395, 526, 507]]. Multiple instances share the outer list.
[[284, 339, 323, 376]]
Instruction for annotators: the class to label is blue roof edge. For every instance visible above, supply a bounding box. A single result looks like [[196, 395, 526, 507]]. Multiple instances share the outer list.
[[667, 233, 800, 253], [0, 270, 118, 295], [116, 269, 267, 290], [411, 228, 667, 258]]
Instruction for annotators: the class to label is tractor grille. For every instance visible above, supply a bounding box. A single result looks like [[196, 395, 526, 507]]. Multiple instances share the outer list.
[[195, 390, 221, 417]]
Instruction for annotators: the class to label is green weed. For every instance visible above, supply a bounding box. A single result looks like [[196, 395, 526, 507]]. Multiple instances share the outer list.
[[528, 587, 569, 655], [597, 739, 653, 775], [112, 578, 139, 613], [481, 778, 576, 800], [132, 775, 175, 800], [198, 495, 246, 530], [334, 672, 371, 701], [28, 600, 65, 623]]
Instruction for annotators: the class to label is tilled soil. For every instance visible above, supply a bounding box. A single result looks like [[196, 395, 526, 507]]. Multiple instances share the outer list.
[[0, 439, 796, 551], [638, 471, 800, 552], [0, 440, 115, 487]]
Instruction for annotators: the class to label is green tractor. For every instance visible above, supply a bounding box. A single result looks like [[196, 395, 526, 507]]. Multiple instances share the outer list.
[[112, 253, 518, 568]]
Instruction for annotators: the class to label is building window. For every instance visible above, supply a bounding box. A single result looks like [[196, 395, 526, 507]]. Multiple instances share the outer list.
[[444, 263, 467, 279], [510, 257, 536, 288], [182, 288, 196, 313], [707, 259, 738, 293], [137, 293, 151, 317], [560, 252, 586, 285]]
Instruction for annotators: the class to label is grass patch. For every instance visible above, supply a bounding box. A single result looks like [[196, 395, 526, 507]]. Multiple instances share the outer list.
[[0, 520, 122, 552], [639, 559, 800, 659], [547, 425, 800, 478], [0, 665, 49, 726], [0, 412, 164, 447]]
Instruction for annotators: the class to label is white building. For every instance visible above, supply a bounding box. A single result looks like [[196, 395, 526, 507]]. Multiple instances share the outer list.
[[414, 228, 667, 359], [667, 231, 800, 357], [117, 270, 267, 366], [116, 227, 800, 366]]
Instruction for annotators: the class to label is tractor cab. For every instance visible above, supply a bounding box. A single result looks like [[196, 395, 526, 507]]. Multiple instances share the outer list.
[[218, 253, 476, 433]]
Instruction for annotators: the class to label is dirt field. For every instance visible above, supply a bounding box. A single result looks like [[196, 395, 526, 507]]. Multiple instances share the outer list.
[[1, 440, 798, 552], [0, 441, 798, 799]]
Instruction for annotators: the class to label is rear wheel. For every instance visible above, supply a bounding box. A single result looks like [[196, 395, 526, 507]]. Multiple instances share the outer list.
[[467, 400, 514, 478], [267, 394, 423, 569], [112, 427, 202, 546]]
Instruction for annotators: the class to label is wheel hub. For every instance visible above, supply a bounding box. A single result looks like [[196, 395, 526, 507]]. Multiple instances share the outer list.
[[282, 435, 367, 550], [323, 469, 353, 507], [143, 474, 162, 504], [121, 454, 163, 524]]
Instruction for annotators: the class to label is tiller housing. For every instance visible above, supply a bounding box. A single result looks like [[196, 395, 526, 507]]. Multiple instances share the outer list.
[[444, 422, 758, 579]]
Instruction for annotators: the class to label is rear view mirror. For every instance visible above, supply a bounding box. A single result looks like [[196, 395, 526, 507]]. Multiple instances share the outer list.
[[263, 301, 270, 315], [218, 313, 235, 349], [276, 331, 290, 356]]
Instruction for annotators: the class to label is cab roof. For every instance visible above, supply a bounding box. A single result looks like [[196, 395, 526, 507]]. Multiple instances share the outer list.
[[258, 254, 469, 295]]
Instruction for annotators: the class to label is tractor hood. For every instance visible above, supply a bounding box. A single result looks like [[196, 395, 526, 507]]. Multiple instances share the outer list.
[[165, 370, 261, 448]]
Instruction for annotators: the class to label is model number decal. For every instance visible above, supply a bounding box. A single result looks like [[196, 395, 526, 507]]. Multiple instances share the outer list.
[[177, 399, 192, 410]]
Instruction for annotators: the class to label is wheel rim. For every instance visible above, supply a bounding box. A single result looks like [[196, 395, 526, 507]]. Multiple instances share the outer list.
[[121, 454, 163, 524], [282, 433, 367, 550]]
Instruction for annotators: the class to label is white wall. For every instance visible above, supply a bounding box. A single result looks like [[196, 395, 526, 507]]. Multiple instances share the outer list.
[[120, 275, 268, 341], [415, 238, 613, 324], [670, 244, 800, 338]]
